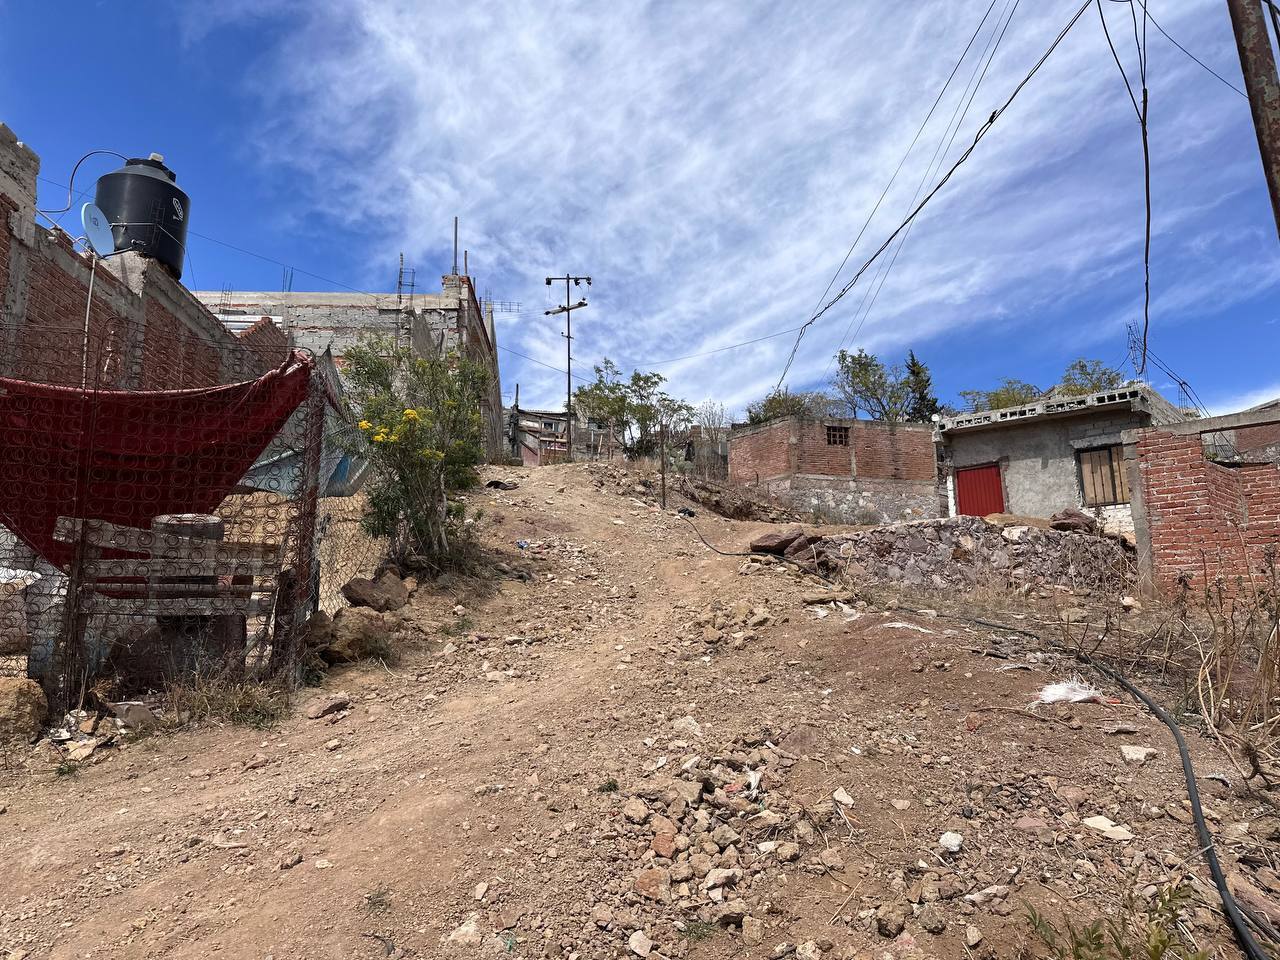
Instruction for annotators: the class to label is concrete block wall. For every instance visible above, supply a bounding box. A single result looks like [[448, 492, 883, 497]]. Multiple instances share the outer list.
[[198, 274, 505, 461], [1131, 425, 1280, 594]]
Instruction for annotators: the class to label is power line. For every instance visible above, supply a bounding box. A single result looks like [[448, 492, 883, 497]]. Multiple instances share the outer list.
[[823, 0, 1022, 382], [786, 0, 1006, 392], [1112, 0, 1246, 98], [775, 0, 1095, 391], [619, 324, 809, 367], [1098, 0, 1152, 375], [498, 344, 593, 384], [804, 0, 1003, 331]]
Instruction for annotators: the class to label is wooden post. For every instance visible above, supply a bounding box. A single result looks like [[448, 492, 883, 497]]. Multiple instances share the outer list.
[[1227, 0, 1280, 240], [660, 422, 668, 509]]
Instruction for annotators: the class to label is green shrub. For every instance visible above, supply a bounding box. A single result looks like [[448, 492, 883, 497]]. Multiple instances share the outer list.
[[1026, 883, 1209, 960], [343, 336, 488, 568]]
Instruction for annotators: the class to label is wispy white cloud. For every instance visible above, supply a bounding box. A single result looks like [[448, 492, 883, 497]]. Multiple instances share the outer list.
[[190, 0, 1278, 415], [1205, 382, 1280, 416]]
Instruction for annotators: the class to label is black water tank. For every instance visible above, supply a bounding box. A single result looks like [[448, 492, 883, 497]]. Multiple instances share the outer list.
[[94, 154, 190, 278]]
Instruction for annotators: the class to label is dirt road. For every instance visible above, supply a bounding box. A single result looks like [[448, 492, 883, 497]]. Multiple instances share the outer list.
[[1, 464, 1269, 960]]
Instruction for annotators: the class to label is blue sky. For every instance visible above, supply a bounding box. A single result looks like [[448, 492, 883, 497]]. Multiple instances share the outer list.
[[2, 0, 1276, 416]]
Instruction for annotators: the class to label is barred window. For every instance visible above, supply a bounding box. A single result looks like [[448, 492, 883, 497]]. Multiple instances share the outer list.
[[1078, 445, 1130, 506], [826, 425, 850, 446]]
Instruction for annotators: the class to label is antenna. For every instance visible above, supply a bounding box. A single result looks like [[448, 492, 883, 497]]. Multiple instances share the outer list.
[[80, 202, 115, 257], [452, 216, 459, 275]]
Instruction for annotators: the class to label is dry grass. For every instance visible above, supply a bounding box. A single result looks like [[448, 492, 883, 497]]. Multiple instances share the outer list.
[[157, 674, 289, 730], [1184, 553, 1280, 785]]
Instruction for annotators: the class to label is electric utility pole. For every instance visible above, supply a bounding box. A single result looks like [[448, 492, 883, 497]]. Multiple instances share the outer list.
[[1227, 0, 1280, 239], [544, 274, 591, 460]]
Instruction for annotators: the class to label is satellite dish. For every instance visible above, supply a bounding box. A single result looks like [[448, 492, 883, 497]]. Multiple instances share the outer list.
[[80, 202, 116, 257]]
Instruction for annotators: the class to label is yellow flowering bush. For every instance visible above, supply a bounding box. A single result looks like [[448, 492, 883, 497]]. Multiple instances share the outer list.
[[342, 336, 488, 566]]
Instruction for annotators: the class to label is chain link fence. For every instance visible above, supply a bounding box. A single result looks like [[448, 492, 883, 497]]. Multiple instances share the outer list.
[[0, 320, 380, 717]]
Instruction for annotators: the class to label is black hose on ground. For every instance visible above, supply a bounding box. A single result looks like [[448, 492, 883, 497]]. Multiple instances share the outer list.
[[902, 605, 1273, 960], [679, 516, 835, 583]]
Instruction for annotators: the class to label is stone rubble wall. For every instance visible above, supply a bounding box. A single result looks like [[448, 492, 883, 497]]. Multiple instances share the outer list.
[[766, 474, 940, 524], [809, 515, 1135, 593]]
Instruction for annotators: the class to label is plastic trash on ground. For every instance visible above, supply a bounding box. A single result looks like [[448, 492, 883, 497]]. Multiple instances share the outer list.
[[1033, 678, 1105, 705]]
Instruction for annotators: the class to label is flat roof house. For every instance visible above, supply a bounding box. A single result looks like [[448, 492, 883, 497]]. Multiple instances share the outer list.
[[936, 385, 1186, 534]]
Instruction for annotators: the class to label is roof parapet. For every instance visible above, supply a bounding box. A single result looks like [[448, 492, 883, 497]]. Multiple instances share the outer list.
[[938, 386, 1155, 433]]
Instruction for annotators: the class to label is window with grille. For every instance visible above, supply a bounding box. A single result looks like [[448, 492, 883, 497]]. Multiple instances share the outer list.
[[826, 425, 850, 446], [1077, 445, 1130, 506]]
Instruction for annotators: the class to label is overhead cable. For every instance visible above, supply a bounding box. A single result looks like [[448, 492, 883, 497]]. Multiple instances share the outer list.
[[1114, 0, 1245, 97], [775, 0, 1096, 391], [804, 0, 1003, 337], [823, 0, 1024, 384], [35, 150, 128, 217], [1098, 0, 1152, 375]]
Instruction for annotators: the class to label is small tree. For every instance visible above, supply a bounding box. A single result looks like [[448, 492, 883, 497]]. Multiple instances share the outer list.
[[626, 370, 692, 458], [574, 360, 629, 441], [958, 378, 1042, 412], [343, 336, 488, 566], [694, 400, 727, 438], [1058, 358, 1127, 396], [745, 388, 836, 424], [904, 350, 942, 422], [573, 359, 692, 458], [831, 348, 940, 422]]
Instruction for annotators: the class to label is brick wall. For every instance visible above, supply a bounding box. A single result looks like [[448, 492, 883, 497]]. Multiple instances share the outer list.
[[789, 420, 850, 476], [0, 122, 275, 390], [851, 421, 936, 480], [236, 317, 290, 371], [1236, 420, 1280, 458], [728, 418, 793, 482], [730, 417, 935, 483], [729, 415, 940, 521], [1134, 426, 1280, 594]]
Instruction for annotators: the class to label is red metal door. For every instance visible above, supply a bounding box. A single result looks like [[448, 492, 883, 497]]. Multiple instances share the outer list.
[[955, 464, 1004, 516]]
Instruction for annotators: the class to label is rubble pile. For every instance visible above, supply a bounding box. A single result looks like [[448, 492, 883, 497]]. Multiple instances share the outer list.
[[749, 516, 1135, 593], [684, 598, 775, 648], [573, 730, 1047, 959]]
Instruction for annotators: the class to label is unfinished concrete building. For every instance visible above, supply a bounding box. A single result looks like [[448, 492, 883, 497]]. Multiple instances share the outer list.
[[194, 275, 505, 459], [937, 385, 1186, 534]]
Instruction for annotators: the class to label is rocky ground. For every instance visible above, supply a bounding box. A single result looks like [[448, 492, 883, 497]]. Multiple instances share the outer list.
[[1, 462, 1277, 960]]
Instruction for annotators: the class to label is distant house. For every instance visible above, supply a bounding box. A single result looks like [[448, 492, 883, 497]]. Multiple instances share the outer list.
[[505, 406, 619, 465], [936, 385, 1186, 534]]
